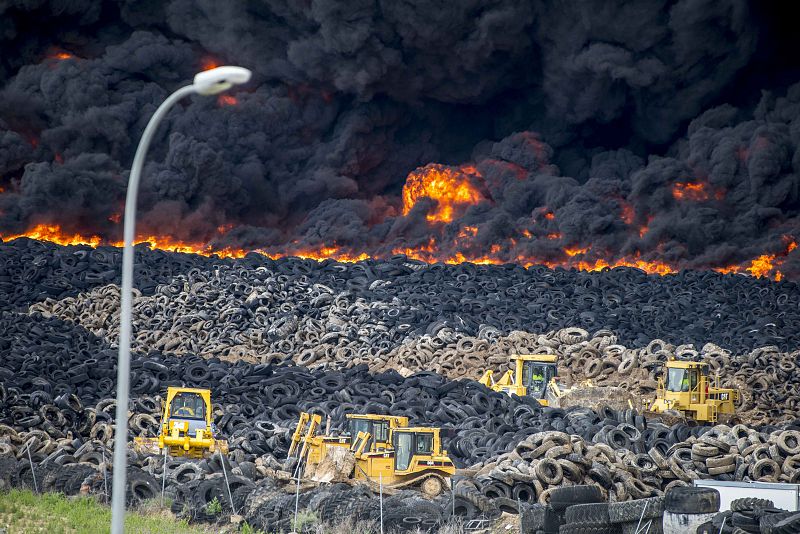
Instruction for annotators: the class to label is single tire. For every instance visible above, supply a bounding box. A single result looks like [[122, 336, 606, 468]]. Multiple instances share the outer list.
[[730, 497, 774, 512], [564, 503, 612, 526], [549, 485, 604, 512], [664, 486, 720, 514]]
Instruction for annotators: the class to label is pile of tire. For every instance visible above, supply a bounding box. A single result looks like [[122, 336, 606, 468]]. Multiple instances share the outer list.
[[466, 422, 800, 509], [699, 497, 800, 533], [521, 486, 664, 534], [377, 329, 800, 426], [240, 481, 449, 533], [7, 237, 798, 355], [31, 278, 800, 425]]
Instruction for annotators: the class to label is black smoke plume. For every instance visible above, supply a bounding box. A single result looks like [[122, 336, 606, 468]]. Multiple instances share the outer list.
[[0, 1, 798, 277]]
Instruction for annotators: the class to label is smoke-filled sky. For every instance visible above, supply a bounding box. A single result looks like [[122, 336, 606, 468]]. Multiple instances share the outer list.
[[1, 0, 799, 277]]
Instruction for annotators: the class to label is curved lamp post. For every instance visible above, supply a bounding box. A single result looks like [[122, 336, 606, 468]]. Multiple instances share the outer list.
[[111, 66, 251, 533]]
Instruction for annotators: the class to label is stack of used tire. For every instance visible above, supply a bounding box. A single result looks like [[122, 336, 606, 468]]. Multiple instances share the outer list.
[[609, 497, 664, 534], [30, 280, 800, 425], [11, 237, 799, 360], [522, 485, 605, 533], [521, 488, 664, 534], [240, 481, 449, 533], [662, 486, 719, 534], [698, 497, 800, 534]]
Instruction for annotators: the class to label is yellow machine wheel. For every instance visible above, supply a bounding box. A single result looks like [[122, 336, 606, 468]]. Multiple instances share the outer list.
[[421, 476, 443, 497]]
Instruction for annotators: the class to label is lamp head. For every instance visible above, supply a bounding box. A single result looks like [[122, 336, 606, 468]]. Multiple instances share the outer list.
[[193, 66, 251, 96]]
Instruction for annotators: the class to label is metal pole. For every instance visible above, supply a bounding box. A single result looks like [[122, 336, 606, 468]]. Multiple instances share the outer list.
[[26, 442, 38, 494], [379, 472, 384, 534], [161, 448, 168, 506], [110, 84, 196, 534], [293, 464, 301, 531], [218, 449, 236, 515], [102, 448, 109, 503]]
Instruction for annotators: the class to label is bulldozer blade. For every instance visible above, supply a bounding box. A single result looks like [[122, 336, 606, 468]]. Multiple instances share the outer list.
[[643, 410, 686, 426], [132, 437, 161, 455]]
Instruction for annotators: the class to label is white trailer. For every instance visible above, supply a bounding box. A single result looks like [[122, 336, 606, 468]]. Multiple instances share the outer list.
[[693, 480, 800, 511]]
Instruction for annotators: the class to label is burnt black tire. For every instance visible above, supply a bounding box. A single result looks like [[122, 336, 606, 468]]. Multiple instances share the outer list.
[[731, 498, 774, 512], [126, 467, 159, 505], [564, 503, 611, 526], [550, 485, 604, 512], [521, 503, 548, 532], [773, 512, 800, 534], [695, 521, 716, 534], [730, 511, 760, 532], [760, 511, 796, 533], [664, 486, 720, 514]]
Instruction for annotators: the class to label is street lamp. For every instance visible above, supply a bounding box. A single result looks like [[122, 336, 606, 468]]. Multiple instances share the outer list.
[[110, 66, 251, 534]]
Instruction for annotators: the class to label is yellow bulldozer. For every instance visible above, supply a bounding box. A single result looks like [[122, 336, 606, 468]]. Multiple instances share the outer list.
[[288, 412, 455, 496], [478, 354, 572, 407], [478, 354, 635, 411], [644, 359, 739, 424], [288, 412, 408, 466], [133, 387, 228, 458]]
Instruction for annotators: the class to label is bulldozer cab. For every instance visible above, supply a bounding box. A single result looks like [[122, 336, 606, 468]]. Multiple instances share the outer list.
[[647, 360, 739, 423], [391, 428, 452, 472], [164, 388, 212, 437], [665, 364, 704, 392], [512, 355, 558, 399], [131, 387, 227, 459], [346, 414, 406, 451]]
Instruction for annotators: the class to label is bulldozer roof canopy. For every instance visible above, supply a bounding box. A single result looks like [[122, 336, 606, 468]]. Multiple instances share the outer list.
[[166, 386, 212, 396], [510, 354, 558, 363], [346, 414, 409, 422], [665, 360, 709, 369]]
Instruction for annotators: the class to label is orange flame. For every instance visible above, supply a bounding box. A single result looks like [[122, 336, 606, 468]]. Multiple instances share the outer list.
[[457, 226, 478, 239], [201, 58, 219, 71], [0, 222, 795, 281], [217, 95, 237, 106], [50, 52, 73, 61], [639, 216, 654, 238], [564, 246, 587, 257], [620, 202, 634, 225], [573, 256, 676, 276], [402, 164, 484, 223], [544, 212, 555, 220], [672, 181, 724, 202], [713, 238, 797, 280]]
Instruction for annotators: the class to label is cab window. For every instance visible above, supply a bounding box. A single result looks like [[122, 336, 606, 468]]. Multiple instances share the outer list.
[[170, 392, 205, 420], [688, 370, 698, 391], [349, 419, 374, 450], [666, 368, 688, 392], [522, 361, 548, 395], [350, 419, 371, 437], [373, 421, 389, 443], [416, 433, 433, 455], [394, 432, 413, 471]]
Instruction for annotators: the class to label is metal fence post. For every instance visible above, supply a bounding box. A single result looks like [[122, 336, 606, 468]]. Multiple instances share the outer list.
[[26, 442, 38, 494]]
